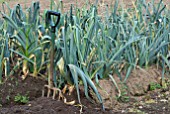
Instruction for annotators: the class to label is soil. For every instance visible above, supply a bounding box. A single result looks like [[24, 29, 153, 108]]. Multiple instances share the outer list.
[[1, 71, 170, 114], [0, 0, 170, 114], [1, 0, 170, 14], [0, 76, 113, 114]]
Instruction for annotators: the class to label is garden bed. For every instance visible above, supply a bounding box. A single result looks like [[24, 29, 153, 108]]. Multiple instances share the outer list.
[[0, 0, 170, 114], [0, 67, 170, 114]]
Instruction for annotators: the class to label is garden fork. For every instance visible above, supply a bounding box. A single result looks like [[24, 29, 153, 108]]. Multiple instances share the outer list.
[[42, 10, 63, 100]]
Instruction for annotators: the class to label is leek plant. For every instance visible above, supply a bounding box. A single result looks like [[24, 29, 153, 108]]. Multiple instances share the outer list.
[[123, 0, 170, 83], [1, 2, 44, 79], [0, 20, 5, 83], [57, 0, 169, 107], [0, 18, 10, 83], [57, 5, 105, 108]]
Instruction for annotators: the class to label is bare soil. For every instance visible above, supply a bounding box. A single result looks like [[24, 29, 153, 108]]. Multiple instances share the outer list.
[[0, 70, 170, 114], [2, 0, 170, 14], [0, 76, 113, 114]]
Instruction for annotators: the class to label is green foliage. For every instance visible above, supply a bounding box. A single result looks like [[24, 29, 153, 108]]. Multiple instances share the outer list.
[[14, 93, 29, 104], [0, 0, 169, 110], [1, 2, 44, 79], [6, 95, 10, 101], [116, 83, 129, 102], [68, 64, 103, 107], [0, 19, 10, 83], [0, 0, 5, 3], [0, 28, 5, 83], [149, 82, 162, 91]]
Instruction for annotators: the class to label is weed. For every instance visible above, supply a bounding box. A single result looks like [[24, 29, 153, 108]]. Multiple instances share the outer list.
[[14, 93, 29, 104], [149, 82, 162, 91], [6, 95, 10, 101], [116, 83, 129, 102]]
